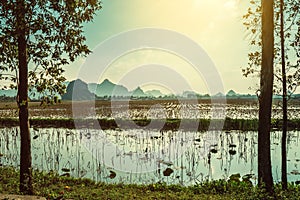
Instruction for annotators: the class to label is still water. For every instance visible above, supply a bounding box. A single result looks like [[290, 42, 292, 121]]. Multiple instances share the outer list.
[[1, 127, 300, 185]]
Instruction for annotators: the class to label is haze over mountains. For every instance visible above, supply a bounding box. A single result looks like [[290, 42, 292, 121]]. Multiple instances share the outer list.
[[61, 79, 256, 100], [63, 79, 153, 100], [2, 78, 298, 101]]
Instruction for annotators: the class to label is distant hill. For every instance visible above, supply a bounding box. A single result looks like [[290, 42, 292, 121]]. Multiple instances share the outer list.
[[0, 89, 17, 97], [182, 91, 198, 98], [0, 81, 69, 100], [88, 79, 129, 97], [213, 92, 225, 97], [226, 89, 237, 97], [145, 89, 164, 97], [292, 94, 300, 99], [0, 89, 47, 100], [62, 79, 95, 100], [131, 87, 146, 97], [1, 78, 294, 101]]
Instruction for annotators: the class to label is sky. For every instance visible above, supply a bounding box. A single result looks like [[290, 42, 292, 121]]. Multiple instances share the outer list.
[[64, 0, 257, 95]]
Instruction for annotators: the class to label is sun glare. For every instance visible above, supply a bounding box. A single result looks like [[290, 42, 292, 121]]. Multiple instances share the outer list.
[[194, 0, 202, 8], [224, 0, 239, 9], [193, 0, 239, 12]]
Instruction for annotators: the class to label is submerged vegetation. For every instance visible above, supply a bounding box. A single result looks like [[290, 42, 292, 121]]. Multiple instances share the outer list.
[[0, 99, 300, 131], [1, 127, 300, 186], [1, 100, 300, 198], [1, 167, 300, 199], [2, 117, 300, 131]]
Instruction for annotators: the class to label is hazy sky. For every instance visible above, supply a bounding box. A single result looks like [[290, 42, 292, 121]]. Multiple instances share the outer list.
[[65, 0, 257, 94]]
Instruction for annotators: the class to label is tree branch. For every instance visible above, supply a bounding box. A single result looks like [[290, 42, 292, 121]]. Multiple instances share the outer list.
[[284, 9, 299, 32]]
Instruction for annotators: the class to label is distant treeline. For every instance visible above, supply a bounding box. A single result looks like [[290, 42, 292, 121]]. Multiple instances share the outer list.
[[0, 95, 16, 102]]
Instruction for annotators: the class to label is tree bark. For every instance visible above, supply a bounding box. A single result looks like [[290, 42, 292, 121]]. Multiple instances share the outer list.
[[258, 0, 274, 193], [16, 0, 33, 194], [280, 0, 288, 190]]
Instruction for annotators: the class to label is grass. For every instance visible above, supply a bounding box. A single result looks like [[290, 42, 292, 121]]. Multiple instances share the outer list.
[[1, 167, 300, 199]]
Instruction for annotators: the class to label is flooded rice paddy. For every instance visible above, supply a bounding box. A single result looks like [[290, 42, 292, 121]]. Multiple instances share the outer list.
[[1, 127, 300, 185], [1, 101, 300, 119]]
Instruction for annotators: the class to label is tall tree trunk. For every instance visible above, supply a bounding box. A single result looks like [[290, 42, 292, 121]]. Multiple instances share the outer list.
[[258, 0, 274, 193], [16, 0, 33, 194], [280, 0, 288, 190]]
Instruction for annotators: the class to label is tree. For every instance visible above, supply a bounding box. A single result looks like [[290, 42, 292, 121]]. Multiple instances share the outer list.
[[243, 0, 300, 191], [258, 0, 274, 193], [278, 0, 300, 190], [279, 0, 288, 190], [0, 0, 101, 194], [243, 0, 300, 90]]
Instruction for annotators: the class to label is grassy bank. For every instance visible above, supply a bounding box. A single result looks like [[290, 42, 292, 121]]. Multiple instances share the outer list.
[[1, 117, 300, 131], [1, 167, 300, 199]]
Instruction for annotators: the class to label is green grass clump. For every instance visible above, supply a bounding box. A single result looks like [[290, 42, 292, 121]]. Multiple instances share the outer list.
[[1, 167, 300, 199]]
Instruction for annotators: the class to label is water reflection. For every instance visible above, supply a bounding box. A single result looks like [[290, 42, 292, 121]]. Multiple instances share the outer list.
[[0, 128, 300, 185]]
